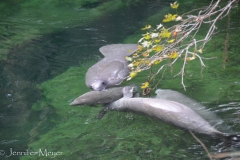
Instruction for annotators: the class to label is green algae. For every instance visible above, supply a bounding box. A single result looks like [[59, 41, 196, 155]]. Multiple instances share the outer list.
[[0, 0, 126, 60], [19, 0, 240, 159], [21, 60, 204, 159], [21, 55, 227, 159], [34, 63, 93, 116], [21, 49, 230, 159]]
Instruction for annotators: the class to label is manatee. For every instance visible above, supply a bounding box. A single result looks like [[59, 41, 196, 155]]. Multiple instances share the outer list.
[[106, 86, 234, 136], [70, 87, 124, 106], [70, 85, 139, 106], [85, 44, 138, 91], [155, 89, 232, 133]]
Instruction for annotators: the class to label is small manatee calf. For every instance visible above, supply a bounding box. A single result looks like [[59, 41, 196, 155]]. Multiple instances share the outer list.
[[107, 86, 236, 137], [85, 44, 138, 91], [70, 85, 139, 119], [70, 85, 139, 106], [70, 87, 124, 106]]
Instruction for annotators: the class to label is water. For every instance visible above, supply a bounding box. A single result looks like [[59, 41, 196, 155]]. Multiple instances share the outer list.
[[0, 0, 240, 159]]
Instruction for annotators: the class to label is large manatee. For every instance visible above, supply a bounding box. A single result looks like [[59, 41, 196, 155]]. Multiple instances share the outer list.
[[155, 89, 232, 133], [70, 85, 139, 106], [85, 44, 138, 91], [106, 87, 236, 136]]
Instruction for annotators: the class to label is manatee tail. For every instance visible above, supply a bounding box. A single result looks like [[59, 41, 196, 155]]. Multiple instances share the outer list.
[[220, 133, 240, 148], [223, 134, 240, 142]]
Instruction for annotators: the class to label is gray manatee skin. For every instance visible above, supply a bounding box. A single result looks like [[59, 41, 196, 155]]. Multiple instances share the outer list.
[[85, 44, 138, 91], [70, 87, 124, 106], [155, 89, 233, 133], [107, 97, 224, 136], [70, 85, 139, 106]]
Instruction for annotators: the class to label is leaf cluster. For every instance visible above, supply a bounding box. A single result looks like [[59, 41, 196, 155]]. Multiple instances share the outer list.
[[126, 1, 183, 89]]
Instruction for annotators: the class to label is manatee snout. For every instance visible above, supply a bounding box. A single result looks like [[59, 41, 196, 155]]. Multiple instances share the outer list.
[[70, 98, 87, 106], [89, 80, 108, 91]]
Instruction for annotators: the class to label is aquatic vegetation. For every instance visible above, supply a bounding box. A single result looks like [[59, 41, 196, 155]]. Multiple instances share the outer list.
[[0, 0, 129, 60], [126, 0, 239, 91], [21, 63, 203, 160], [14, 0, 240, 159], [21, 48, 240, 159]]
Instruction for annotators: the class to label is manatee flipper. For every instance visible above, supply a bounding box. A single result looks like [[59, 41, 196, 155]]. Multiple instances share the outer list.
[[122, 86, 134, 98], [122, 85, 140, 98], [117, 67, 131, 79], [99, 60, 129, 86], [98, 105, 109, 120]]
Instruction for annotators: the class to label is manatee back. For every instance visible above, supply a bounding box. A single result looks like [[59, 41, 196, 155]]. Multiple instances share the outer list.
[[146, 99, 222, 135], [85, 58, 130, 90], [109, 97, 221, 135], [70, 87, 124, 106], [99, 44, 138, 57], [155, 89, 232, 133]]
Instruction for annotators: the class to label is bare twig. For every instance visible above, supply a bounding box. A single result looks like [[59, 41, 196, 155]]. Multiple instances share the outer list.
[[223, 9, 231, 68], [189, 130, 213, 160], [127, 0, 238, 89], [211, 151, 240, 159]]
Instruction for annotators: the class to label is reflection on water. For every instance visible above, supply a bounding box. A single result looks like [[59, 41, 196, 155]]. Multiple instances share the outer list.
[[0, 0, 240, 159], [213, 102, 240, 132]]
